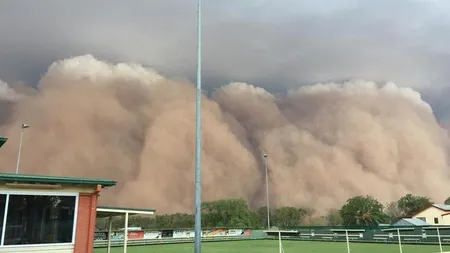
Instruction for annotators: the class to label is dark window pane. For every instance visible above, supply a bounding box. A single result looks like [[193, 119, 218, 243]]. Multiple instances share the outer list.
[[0, 194, 6, 238], [4, 195, 76, 245]]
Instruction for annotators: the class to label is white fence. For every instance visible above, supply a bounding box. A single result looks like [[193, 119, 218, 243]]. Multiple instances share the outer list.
[[93, 235, 253, 248]]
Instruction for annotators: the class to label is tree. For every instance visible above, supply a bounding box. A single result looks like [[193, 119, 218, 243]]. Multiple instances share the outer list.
[[154, 213, 194, 228], [201, 199, 257, 228], [248, 211, 263, 229], [339, 195, 387, 226], [95, 199, 324, 230], [384, 201, 402, 223], [256, 206, 273, 228], [397, 194, 433, 217], [301, 208, 327, 225], [272, 207, 307, 227], [325, 209, 343, 226], [444, 197, 450, 205]]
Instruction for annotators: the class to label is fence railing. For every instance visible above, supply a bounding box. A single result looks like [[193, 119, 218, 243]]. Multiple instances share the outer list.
[[93, 226, 450, 248], [93, 228, 258, 248], [269, 226, 450, 245], [94, 235, 254, 248]]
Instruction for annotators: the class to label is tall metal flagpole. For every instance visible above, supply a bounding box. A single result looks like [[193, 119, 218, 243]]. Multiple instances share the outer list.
[[194, 0, 203, 252], [15, 128, 25, 174], [263, 153, 270, 229], [15, 123, 29, 174]]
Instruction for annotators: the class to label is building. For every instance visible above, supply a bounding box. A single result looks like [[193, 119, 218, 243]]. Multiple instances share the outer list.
[[0, 135, 156, 253], [412, 204, 450, 225], [391, 218, 430, 227], [0, 173, 116, 253]]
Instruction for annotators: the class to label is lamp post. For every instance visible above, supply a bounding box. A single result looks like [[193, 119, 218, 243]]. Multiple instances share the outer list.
[[263, 153, 270, 229], [15, 123, 29, 174], [194, 0, 203, 252]]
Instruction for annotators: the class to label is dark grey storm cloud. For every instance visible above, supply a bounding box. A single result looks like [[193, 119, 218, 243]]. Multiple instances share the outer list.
[[1, 0, 450, 105]]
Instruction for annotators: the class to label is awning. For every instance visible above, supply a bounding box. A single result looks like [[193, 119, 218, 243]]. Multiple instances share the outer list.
[[97, 206, 155, 217], [96, 206, 155, 253]]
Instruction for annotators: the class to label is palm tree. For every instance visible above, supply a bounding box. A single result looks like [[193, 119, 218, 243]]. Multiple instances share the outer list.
[[340, 195, 387, 226]]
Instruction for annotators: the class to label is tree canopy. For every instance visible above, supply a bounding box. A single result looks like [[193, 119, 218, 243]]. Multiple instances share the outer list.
[[202, 199, 259, 228], [96, 194, 436, 230], [339, 195, 387, 226], [325, 209, 344, 226], [444, 197, 450, 205], [384, 201, 402, 223], [397, 194, 433, 217], [271, 207, 307, 227]]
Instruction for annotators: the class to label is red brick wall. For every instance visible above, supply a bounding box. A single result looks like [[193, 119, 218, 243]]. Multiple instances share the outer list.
[[74, 193, 98, 253]]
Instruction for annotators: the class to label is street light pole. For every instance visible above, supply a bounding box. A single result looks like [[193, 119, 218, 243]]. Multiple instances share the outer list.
[[194, 0, 203, 253], [263, 153, 270, 229], [15, 123, 29, 174]]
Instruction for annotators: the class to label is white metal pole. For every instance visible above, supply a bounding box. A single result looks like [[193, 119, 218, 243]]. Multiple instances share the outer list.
[[194, 0, 203, 253], [15, 128, 24, 174], [437, 228, 443, 253], [264, 153, 270, 229], [107, 216, 112, 253], [123, 212, 129, 253], [1, 194, 10, 246], [345, 230, 350, 253], [397, 229, 403, 253], [278, 231, 282, 253]]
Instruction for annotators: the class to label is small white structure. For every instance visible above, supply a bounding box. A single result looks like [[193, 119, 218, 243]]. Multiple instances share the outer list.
[[96, 206, 155, 253]]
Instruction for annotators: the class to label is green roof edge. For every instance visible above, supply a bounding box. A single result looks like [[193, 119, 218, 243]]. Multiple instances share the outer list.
[[0, 173, 116, 187]]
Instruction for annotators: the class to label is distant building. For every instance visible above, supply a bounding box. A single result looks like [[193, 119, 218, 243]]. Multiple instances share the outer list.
[[0, 173, 116, 253], [392, 218, 430, 227], [412, 204, 450, 225]]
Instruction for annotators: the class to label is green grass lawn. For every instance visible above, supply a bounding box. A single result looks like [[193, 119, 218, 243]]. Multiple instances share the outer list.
[[94, 240, 450, 253]]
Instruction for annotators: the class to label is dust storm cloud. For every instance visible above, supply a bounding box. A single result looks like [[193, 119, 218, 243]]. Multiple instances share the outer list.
[[0, 55, 448, 213]]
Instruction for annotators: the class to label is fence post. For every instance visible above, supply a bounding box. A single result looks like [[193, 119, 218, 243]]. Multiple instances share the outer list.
[[345, 230, 350, 253], [437, 228, 443, 253], [397, 229, 403, 253]]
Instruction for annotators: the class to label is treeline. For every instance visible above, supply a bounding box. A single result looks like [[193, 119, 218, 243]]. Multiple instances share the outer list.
[[96, 194, 443, 230]]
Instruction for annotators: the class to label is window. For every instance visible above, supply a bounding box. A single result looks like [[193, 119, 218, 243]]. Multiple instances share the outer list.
[[0, 194, 6, 238], [434, 217, 439, 224], [3, 195, 76, 245]]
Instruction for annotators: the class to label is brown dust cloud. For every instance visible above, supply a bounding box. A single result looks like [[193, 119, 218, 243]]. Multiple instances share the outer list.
[[0, 55, 449, 214]]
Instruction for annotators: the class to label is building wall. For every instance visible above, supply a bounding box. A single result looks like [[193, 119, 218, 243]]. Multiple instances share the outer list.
[[0, 183, 101, 253], [413, 207, 448, 225], [0, 244, 74, 253], [74, 193, 98, 253], [441, 214, 450, 224]]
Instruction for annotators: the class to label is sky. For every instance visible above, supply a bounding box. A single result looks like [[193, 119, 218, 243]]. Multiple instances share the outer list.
[[1, 0, 450, 94]]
